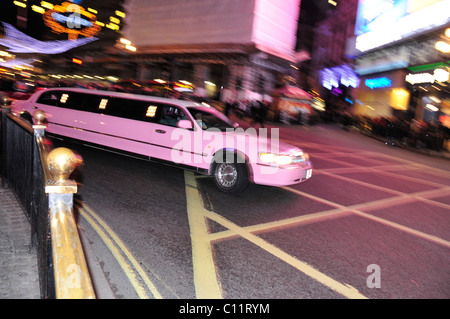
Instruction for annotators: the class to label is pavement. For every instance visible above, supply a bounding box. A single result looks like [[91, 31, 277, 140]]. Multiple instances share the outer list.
[[0, 184, 40, 299], [354, 126, 450, 161], [0, 121, 448, 299]]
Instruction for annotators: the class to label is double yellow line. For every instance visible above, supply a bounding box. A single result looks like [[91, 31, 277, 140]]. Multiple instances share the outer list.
[[75, 200, 162, 299]]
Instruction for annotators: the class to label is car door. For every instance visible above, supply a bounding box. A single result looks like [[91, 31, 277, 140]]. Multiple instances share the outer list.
[[33, 90, 75, 135], [35, 91, 109, 144], [100, 97, 156, 157], [150, 104, 202, 167]]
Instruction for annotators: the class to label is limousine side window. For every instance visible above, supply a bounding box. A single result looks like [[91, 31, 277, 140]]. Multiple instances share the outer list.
[[106, 98, 159, 123], [36, 92, 185, 126], [59, 92, 104, 113], [37, 91, 62, 107], [158, 105, 188, 127], [37, 91, 105, 113]]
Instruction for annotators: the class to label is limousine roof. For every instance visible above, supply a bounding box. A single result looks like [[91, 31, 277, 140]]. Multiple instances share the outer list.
[[35, 87, 204, 108]]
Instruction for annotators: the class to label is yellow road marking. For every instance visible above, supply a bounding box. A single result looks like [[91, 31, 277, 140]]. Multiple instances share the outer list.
[[209, 192, 437, 243], [209, 209, 352, 242], [78, 207, 149, 299], [205, 209, 367, 299], [353, 210, 450, 249], [284, 187, 450, 249], [185, 171, 367, 299], [184, 171, 223, 299], [77, 202, 162, 299]]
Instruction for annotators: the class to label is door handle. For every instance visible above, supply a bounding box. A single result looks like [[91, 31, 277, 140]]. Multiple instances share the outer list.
[[155, 129, 166, 134]]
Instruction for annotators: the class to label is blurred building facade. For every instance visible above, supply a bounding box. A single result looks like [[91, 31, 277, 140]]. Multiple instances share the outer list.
[[309, 0, 360, 112], [120, 0, 305, 101], [295, 0, 335, 91], [345, 0, 450, 126], [309, 0, 450, 127]]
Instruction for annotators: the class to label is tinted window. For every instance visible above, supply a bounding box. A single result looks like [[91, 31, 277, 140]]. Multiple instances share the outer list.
[[188, 107, 233, 131], [158, 105, 188, 127], [37, 91, 107, 113], [106, 98, 159, 123], [37, 91, 62, 106], [36, 91, 188, 125], [60, 92, 109, 113]]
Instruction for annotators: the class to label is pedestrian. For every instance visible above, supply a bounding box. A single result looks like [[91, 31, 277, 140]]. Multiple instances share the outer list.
[[225, 100, 232, 116], [385, 118, 395, 146], [249, 100, 259, 126], [257, 100, 267, 128], [236, 100, 247, 118]]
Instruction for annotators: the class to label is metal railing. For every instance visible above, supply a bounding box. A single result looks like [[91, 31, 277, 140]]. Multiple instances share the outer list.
[[1, 104, 95, 299]]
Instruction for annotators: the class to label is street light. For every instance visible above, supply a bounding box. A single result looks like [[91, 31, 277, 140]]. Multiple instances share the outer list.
[[435, 28, 450, 53], [120, 38, 131, 45], [435, 41, 450, 53], [117, 38, 136, 52]]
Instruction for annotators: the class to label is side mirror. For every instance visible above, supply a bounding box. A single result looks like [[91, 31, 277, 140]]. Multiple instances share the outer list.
[[177, 119, 193, 130]]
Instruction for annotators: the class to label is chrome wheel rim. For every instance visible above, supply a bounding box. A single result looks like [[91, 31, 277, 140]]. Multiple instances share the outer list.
[[216, 163, 238, 188]]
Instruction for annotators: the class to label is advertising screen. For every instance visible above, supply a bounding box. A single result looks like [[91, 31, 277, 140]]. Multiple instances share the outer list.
[[354, 0, 450, 52], [355, 0, 408, 36]]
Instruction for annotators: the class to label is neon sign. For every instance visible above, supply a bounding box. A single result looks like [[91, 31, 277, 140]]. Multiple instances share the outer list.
[[365, 77, 392, 89], [405, 69, 449, 85], [0, 22, 97, 54], [51, 12, 94, 28], [320, 65, 360, 90], [43, 2, 101, 40]]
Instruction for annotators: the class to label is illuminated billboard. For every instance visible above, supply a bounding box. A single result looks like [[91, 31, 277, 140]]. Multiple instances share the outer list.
[[123, 0, 300, 61], [354, 0, 450, 52]]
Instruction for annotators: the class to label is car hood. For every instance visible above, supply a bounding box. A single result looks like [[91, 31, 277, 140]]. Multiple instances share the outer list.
[[220, 128, 303, 156]]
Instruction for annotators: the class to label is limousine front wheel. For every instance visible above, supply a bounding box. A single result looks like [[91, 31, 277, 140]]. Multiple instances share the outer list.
[[213, 160, 249, 194]]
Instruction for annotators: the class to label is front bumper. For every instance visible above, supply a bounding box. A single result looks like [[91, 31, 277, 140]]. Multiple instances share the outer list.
[[251, 162, 313, 187]]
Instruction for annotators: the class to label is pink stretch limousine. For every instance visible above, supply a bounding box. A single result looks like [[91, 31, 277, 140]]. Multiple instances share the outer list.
[[12, 88, 312, 193]]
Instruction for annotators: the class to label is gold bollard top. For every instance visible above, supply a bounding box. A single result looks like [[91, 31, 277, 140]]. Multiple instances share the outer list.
[[47, 147, 82, 185], [32, 110, 47, 130], [33, 109, 47, 125]]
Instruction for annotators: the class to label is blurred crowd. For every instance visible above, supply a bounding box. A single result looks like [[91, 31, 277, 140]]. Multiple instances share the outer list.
[[224, 99, 269, 126], [332, 111, 450, 152]]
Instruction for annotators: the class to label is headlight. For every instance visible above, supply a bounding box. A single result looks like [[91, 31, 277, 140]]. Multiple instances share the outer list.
[[259, 153, 293, 165], [274, 155, 293, 165], [292, 151, 309, 163], [259, 151, 309, 166], [259, 153, 276, 163]]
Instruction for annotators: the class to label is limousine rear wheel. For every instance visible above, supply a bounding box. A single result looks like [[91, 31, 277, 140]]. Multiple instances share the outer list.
[[213, 156, 249, 194]]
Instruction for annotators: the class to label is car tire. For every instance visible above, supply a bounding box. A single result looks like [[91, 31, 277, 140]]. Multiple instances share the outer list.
[[213, 153, 249, 194]]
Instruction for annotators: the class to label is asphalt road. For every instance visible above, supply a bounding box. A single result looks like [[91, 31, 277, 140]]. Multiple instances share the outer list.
[[53, 121, 450, 300]]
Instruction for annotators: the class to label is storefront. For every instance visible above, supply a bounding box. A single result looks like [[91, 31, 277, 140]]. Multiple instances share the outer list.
[[352, 63, 450, 127], [353, 69, 410, 118], [121, 0, 302, 103], [270, 85, 313, 123], [347, 0, 450, 123], [405, 62, 450, 127]]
